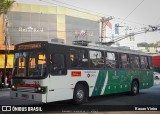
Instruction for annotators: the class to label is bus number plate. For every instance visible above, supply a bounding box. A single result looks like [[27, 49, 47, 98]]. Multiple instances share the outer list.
[[21, 94, 29, 98]]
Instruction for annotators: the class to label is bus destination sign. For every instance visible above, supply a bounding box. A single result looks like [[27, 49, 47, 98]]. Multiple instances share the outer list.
[[17, 43, 42, 50]]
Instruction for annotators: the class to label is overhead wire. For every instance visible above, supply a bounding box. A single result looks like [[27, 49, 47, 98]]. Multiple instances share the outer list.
[[40, 0, 147, 28], [39, 0, 152, 44], [108, 0, 145, 38]]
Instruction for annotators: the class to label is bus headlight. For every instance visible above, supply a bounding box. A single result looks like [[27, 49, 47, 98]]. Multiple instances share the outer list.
[[35, 86, 47, 94], [11, 85, 17, 91]]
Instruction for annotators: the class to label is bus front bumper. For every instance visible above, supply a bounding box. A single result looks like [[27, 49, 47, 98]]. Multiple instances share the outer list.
[[10, 90, 47, 103]]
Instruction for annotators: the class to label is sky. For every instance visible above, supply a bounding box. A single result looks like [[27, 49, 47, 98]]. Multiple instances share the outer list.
[[14, 0, 160, 43]]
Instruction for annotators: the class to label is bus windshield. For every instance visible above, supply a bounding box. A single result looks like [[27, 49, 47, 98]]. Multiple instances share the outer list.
[[13, 51, 47, 78]]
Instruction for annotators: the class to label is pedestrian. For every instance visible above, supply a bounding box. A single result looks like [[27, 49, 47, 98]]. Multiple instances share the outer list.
[[1, 71, 5, 88], [0, 71, 3, 88], [7, 72, 12, 88]]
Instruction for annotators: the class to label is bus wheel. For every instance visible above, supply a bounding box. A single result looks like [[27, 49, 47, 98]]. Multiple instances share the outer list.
[[73, 84, 87, 104], [131, 81, 139, 95]]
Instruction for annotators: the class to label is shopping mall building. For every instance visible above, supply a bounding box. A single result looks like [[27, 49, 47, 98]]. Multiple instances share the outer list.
[[0, 3, 102, 69]]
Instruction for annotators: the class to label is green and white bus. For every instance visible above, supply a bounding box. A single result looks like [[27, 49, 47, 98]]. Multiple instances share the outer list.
[[10, 41, 153, 104]]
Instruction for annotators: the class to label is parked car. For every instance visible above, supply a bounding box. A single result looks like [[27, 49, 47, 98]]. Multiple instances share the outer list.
[[153, 72, 160, 80]]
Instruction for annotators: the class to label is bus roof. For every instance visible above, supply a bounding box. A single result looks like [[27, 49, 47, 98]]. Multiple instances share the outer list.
[[15, 41, 150, 56], [47, 41, 149, 56]]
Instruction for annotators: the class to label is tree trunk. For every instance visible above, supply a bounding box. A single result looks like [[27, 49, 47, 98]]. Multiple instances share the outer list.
[[3, 14, 9, 87]]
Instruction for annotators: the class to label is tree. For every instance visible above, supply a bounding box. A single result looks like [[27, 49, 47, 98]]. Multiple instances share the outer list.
[[137, 42, 159, 48], [0, 0, 15, 87], [137, 42, 148, 47], [0, 0, 15, 15]]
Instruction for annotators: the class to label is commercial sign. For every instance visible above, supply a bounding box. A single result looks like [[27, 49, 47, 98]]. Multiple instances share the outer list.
[[74, 30, 93, 38], [19, 27, 44, 32]]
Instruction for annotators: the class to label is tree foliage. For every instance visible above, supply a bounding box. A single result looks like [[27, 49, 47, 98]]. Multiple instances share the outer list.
[[137, 42, 159, 47], [0, 0, 15, 15]]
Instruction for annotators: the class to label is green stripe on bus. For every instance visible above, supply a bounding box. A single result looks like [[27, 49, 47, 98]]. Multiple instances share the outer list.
[[91, 70, 107, 96]]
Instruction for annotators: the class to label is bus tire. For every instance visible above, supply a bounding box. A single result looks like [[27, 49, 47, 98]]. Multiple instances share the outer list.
[[73, 84, 87, 105], [131, 81, 139, 95]]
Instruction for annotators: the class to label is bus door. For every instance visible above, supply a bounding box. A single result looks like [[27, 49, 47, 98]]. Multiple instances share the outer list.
[[47, 51, 69, 102]]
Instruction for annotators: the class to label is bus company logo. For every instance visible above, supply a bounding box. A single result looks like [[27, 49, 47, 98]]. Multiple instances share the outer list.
[[2, 106, 11, 111], [87, 74, 90, 78], [87, 73, 96, 78], [114, 71, 117, 76]]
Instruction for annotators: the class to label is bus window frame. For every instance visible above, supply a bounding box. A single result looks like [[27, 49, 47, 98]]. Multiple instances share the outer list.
[[49, 53, 67, 76], [140, 55, 150, 69], [148, 56, 152, 70], [105, 51, 118, 69], [118, 53, 131, 70], [13, 48, 49, 80], [130, 54, 140, 69], [89, 49, 105, 70], [69, 48, 89, 69]]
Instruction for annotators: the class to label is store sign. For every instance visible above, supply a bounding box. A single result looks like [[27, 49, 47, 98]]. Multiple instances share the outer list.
[[74, 30, 93, 38], [19, 27, 44, 32]]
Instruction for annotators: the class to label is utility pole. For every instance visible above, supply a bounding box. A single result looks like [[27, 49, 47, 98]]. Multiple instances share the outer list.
[[99, 16, 114, 43], [106, 25, 160, 46]]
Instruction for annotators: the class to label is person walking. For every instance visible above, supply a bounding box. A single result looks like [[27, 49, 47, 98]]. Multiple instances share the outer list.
[[0, 71, 3, 88], [7, 71, 12, 88]]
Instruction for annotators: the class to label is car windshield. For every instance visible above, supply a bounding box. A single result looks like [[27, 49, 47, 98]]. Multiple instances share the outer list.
[[13, 51, 47, 78]]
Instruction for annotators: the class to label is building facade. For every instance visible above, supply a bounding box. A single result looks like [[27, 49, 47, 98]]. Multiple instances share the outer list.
[[0, 3, 102, 69], [1, 3, 101, 45]]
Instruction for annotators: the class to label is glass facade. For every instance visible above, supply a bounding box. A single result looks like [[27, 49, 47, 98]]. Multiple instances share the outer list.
[[66, 16, 99, 44], [0, 3, 101, 70], [0, 3, 101, 46], [7, 12, 57, 45]]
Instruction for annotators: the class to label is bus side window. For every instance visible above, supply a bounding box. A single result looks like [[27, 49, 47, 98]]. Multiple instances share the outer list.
[[119, 53, 130, 69], [50, 53, 66, 76], [89, 50, 104, 68], [130, 55, 140, 69], [148, 56, 152, 69], [140, 56, 149, 69], [144, 56, 149, 69], [70, 49, 89, 68], [105, 52, 116, 69]]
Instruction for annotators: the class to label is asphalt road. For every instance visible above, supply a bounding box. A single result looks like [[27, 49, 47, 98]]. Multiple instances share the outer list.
[[0, 80, 160, 112]]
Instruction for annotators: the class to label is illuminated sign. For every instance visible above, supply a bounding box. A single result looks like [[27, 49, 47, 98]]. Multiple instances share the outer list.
[[19, 27, 44, 32], [17, 43, 42, 50], [71, 71, 81, 77], [74, 30, 93, 39]]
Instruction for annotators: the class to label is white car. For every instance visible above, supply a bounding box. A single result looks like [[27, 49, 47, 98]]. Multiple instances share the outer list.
[[153, 72, 160, 80]]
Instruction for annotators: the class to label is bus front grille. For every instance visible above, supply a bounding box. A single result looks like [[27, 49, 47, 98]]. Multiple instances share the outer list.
[[16, 87, 35, 92]]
